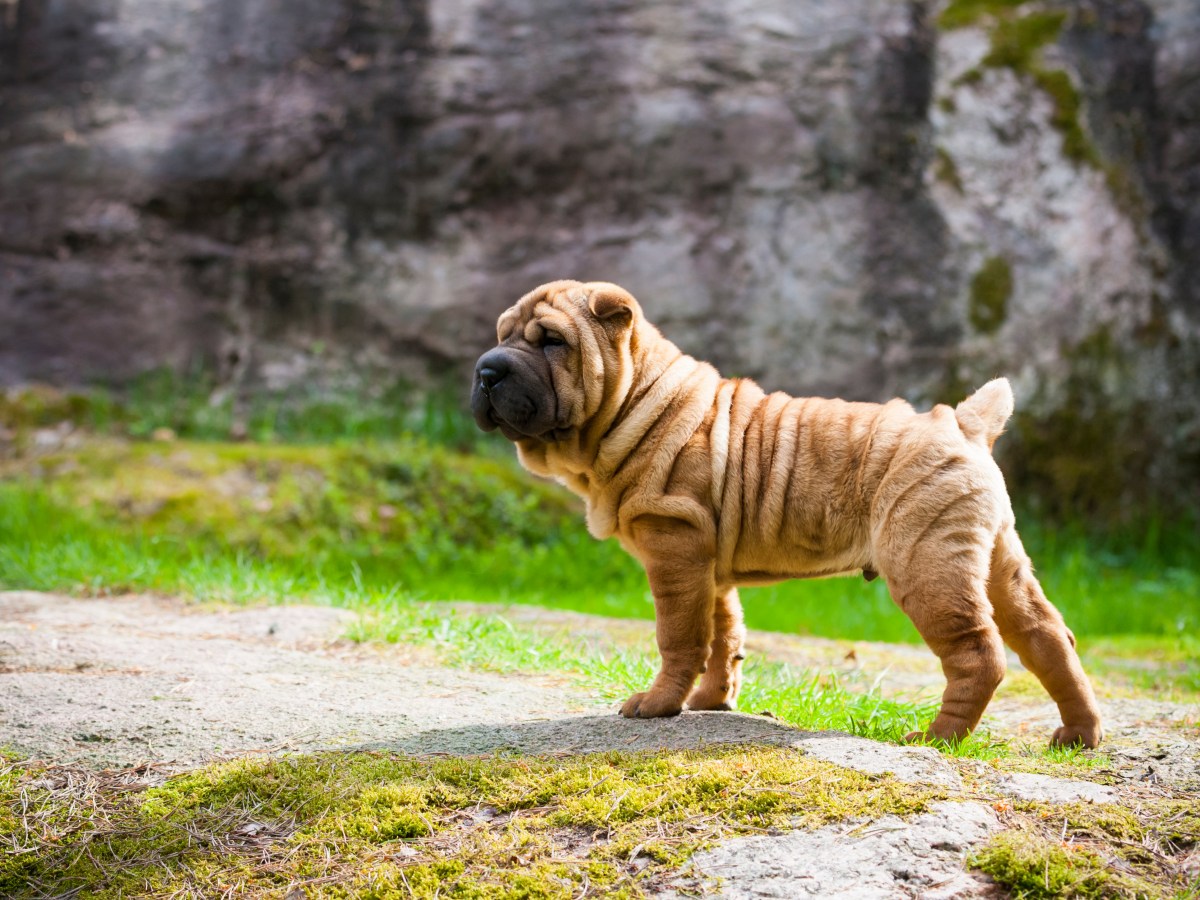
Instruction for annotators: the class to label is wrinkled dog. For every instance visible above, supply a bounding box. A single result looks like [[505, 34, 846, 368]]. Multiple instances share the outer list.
[[471, 280, 1103, 747]]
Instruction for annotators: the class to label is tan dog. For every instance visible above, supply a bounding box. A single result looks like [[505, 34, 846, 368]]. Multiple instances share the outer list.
[[470, 280, 1103, 748]]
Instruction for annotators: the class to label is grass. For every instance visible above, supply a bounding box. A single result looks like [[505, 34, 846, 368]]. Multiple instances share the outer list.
[[2, 435, 1197, 647]]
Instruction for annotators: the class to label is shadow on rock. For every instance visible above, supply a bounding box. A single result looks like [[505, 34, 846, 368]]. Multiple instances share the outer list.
[[359, 711, 962, 787]]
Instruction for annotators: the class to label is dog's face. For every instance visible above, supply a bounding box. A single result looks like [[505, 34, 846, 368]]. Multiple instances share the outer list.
[[471, 280, 640, 444]]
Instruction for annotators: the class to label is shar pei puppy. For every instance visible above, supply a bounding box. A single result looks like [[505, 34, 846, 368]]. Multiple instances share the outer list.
[[470, 280, 1103, 748]]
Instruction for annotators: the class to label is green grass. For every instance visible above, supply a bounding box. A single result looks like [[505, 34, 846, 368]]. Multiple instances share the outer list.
[[2, 429, 1197, 644]]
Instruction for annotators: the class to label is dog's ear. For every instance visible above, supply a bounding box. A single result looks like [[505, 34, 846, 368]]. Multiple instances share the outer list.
[[586, 283, 640, 326]]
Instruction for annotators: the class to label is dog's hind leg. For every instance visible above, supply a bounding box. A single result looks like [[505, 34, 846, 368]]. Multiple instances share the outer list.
[[880, 530, 1007, 744], [988, 525, 1103, 748], [686, 588, 747, 711]]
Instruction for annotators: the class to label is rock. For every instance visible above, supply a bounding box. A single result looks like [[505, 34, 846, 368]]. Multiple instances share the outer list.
[[659, 800, 1002, 899], [793, 734, 962, 789], [0, 1, 1198, 511], [993, 772, 1118, 804]]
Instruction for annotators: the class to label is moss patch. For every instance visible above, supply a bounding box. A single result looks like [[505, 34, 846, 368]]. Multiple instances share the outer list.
[[940, 3, 1101, 170], [1031, 67, 1100, 167], [968, 255, 1013, 333], [971, 798, 1200, 898], [934, 146, 965, 193], [1, 746, 947, 899], [980, 10, 1066, 71], [938, 0, 1029, 31]]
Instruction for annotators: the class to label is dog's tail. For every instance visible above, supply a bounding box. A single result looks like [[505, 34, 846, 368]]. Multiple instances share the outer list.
[[955, 378, 1013, 451]]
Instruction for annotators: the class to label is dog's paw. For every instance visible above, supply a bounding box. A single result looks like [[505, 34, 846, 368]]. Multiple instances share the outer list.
[[686, 684, 736, 711], [620, 690, 684, 718], [1050, 724, 1103, 749]]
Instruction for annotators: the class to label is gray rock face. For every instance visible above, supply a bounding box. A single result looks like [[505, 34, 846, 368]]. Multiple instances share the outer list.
[[994, 772, 1118, 803], [1, 0, 1197, 511], [661, 800, 1003, 899]]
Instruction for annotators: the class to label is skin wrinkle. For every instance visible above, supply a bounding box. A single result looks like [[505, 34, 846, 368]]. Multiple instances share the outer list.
[[878, 464, 940, 538], [474, 280, 1103, 747], [902, 489, 990, 571], [709, 382, 735, 510]]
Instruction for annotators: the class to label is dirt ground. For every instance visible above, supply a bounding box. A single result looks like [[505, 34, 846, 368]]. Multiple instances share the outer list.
[[2, 590, 1197, 782], [2, 590, 1197, 898]]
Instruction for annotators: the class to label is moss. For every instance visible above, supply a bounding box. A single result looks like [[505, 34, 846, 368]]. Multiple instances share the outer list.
[[970, 830, 1153, 898], [968, 256, 1012, 333], [953, 66, 985, 87], [1031, 67, 1101, 167], [942, 3, 1103, 173], [938, 0, 1029, 30], [3, 746, 947, 898], [977, 10, 1101, 168], [933, 147, 965, 194], [982, 11, 1067, 71], [970, 799, 1200, 898], [1002, 327, 1172, 523]]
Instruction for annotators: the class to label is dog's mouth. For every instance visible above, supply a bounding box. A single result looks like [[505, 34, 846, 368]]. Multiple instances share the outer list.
[[472, 382, 556, 443]]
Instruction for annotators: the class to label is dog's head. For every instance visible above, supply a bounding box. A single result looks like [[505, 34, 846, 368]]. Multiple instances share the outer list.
[[470, 280, 643, 445]]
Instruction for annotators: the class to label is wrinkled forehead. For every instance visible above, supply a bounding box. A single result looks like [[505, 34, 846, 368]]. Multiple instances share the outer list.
[[496, 281, 588, 342]]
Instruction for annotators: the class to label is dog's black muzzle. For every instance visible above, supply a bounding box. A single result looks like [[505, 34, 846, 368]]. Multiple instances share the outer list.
[[470, 347, 555, 440]]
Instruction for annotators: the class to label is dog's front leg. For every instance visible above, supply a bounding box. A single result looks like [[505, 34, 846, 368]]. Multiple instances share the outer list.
[[620, 516, 716, 719]]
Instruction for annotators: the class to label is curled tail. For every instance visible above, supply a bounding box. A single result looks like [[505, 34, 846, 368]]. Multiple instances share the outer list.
[[955, 378, 1014, 450]]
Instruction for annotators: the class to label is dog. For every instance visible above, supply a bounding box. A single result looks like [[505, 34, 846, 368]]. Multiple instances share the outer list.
[[470, 280, 1103, 748]]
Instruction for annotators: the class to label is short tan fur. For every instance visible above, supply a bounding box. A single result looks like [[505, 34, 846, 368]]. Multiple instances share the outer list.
[[482, 280, 1103, 748]]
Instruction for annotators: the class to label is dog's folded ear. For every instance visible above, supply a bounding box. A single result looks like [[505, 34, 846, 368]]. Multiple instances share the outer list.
[[586, 283, 639, 326]]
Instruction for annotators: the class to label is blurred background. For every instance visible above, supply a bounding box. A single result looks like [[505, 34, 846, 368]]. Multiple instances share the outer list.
[[0, 1, 1197, 652]]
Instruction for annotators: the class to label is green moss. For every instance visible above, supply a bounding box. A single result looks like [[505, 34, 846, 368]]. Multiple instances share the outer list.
[[2, 746, 947, 899], [941, 3, 1103, 172], [968, 256, 1013, 333], [970, 799, 1200, 898], [938, 0, 1029, 30], [934, 147, 965, 193], [1002, 327, 1182, 525], [1032, 68, 1101, 167], [970, 830, 1152, 898], [982, 11, 1067, 71], [953, 66, 985, 87]]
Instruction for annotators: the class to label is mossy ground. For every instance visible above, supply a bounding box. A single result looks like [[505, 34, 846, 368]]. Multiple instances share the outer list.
[[3, 741, 1196, 899], [0, 746, 948, 899], [970, 798, 1200, 898]]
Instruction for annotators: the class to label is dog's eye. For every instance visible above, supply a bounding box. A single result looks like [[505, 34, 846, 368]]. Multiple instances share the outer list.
[[542, 331, 567, 348]]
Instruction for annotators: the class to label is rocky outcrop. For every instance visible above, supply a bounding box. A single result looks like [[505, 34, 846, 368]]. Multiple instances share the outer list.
[[1, 0, 1197, 515]]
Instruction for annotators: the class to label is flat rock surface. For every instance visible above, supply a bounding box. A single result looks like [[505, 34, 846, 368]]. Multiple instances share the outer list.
[[0, 591, 604, 768], [0, 592, 966, 789], [662, 801, 1004, 899]]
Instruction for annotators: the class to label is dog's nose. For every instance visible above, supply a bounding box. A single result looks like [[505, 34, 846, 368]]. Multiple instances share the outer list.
[[475, 350, 510, 391]]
